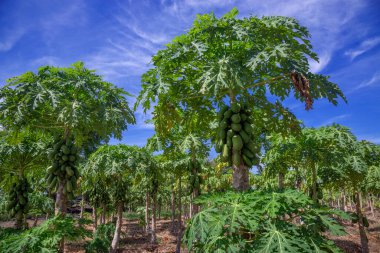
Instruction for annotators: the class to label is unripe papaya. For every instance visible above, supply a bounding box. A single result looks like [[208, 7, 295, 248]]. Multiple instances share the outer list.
[[231, 114, 241, 123], [243, 122, 253, 134], [232, 135, 243, 151], [231, 123, 242, 132], [232, 152, 241, 166], [239, 130, 250, 144], [242, 154, 253, 167], [223, 109, 233, 119], [222, 144, 229, 160], [243, 148, 254, 159], [231, 102, 241, 113]]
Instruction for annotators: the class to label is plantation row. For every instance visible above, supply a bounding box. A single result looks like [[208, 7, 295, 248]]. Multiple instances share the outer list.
[[0, 8, 379, 253]]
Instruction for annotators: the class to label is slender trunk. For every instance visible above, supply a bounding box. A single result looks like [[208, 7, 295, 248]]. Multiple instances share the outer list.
[[176, 176, 182, 253], [189, 195, 193, 219], [93, 206, 97, 231], [145, 191, 150, 234], [171, 184, 176, 231], [15, 211, 23, 229], [33, 216, 39, 227], [368, 194, 374, 218], [55, 180, 67, 215], [311, 163, 317, 202], [80, 197, 85, 219], [158, 198, 161, 221], [101, 203, 106, 224], [341, 189, 347, 212], [110, 202, 123, 253], [295, 167, 301, 190], [278, 172, 284, 190], [151, 192, 157, 244], [355, 191, 369, 253]]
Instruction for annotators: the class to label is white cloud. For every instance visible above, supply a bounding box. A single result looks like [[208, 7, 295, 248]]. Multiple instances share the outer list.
[[356, 72, 380, 90], [319, 114, 350, 126], [0, 29, 25, 52], [309, 52, 331, 73], [31, 56, 61, 66], [345, 37, 380, 60]]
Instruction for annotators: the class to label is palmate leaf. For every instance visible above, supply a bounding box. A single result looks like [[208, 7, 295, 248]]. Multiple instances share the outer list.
[[184, 189, 347, 253]]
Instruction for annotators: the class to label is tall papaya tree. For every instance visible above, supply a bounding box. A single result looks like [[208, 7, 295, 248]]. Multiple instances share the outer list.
[[0, 131, 50, 229], [137, 8, 346, 191], [84, 145, 151, 253], [0, 62, 135, 216]]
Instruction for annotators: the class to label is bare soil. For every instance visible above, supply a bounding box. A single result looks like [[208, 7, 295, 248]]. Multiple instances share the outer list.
[[1, 211, 379, 252]]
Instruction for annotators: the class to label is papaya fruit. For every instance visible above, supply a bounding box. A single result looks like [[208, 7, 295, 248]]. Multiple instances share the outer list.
[[231, 114, 241, 123], [232, 152, 241, 166], [240, 113, 247, 122], [246, 141, 257, 154], [66, 181, 72, 193], [232, 135, 243, 151], [66, 167, 74, 177], [220, 120, 228, 129], [218, 105, 229, 121], [223, 109, 233, 119], [69, 155, 76, 162], [243, 122, 253, 134], [242, 154, 253, 167], [227, 129, 234, 139], [226, 135, 232, 148], [219, 128, 227, 140], [231, 123, 242, 132], [239, 130, 250, 144], [243, 148, 254, 159], [222, 144, 229, 160], [62, 155, 69, 161]]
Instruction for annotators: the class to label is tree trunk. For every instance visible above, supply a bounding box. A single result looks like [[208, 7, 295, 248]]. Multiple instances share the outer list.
[[171, 184, 176, 231], [151, 192, 157, 244], [93, 206, 98, 231], [368, 194, 374, 218], [33, 216, 39, 227], [232, 163, 250, 191], [145, 191, 150, 234], [355, 191, 369, 253], [311, 163, 317, 202], [158, 198, 161, 221], [278, 172, 284, 190], [110, 202, 123, 253], [101, 203, 107, 224], [176, 176, 182, 253], [80, 197, 85, 219], [55, 180, 67, 215], [295, 167, 301, 190], [341, 189, 347, 212]]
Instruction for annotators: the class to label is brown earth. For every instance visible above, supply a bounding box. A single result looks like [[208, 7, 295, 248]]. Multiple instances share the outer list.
[[1, 211, 379, 253]]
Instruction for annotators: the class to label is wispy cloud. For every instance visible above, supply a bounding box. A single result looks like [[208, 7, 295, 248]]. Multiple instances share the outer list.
[[309, 52, 331, 73], [0, 29, 25, 52], [31, 56, 61, 66], [357, 135, 380, 144], [319, 114, 350, 126], [345, 36, 380, 60]]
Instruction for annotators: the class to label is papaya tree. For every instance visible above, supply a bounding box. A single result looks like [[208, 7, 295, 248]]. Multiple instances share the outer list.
[[137, 8, 346, 191], [0, 62, 135, 216], [84, 145, 154, 252], [0, 131, 50, 229]]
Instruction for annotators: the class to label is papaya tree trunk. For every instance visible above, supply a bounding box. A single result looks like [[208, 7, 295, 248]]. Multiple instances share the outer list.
[[33, 216, 39, 227], [176, 175, 183, 253], [341, 189, 347, 211], [80, 197, 85, 219], [110, 202, 123, 253], [101, 203, 106, 224], [171, 183, 176, 231], [93, 206, 97, 231], [232, 163, 250, 191], [278, 171, 284, 190], [151, 191, 157, 244], [145, 191, 150, 234], [55, 180, 67, 216], [369, 194, 374, 218], [311, 163, 317, 202], [355, 191, 369, 253]]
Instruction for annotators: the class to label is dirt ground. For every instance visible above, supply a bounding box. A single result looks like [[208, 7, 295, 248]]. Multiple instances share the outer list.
[[1, 211, 380, 253]]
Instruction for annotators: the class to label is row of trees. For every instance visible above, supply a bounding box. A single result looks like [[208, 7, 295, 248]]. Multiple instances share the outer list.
[[0, 7, 379, 253]]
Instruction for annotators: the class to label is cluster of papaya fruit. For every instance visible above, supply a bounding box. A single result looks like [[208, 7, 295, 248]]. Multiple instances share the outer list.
[[46, 137, 79, 200], [188, 160, 202, 195], [7, 177, 30, 219], [215, 102, 258, 167]]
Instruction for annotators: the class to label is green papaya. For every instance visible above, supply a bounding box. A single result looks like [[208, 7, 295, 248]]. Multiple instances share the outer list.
[[232, 135, 243, 151], [66, 167, 74, 177], [240, 113, 247, 122], [246, 141, 257, 154], [242, 154, 253, 167], [69, 155, 76, 162], [243, 122, 253, 134], [232, 152, 241, 166], [219, 128, 227, 140], [243, 148, 254, 159], [227, 129, 234, 139], [66, 181, 72, 193], [231, 114, 241, 123], [223, 109, 233, 119], [215, 140, 223, 153], [231, 102, 241, 113], [220, 120, 228, 129], [70, 146, 77, 155], [62, 155, 69, 161], [218, 105, 229, 121], [231, 123, 242, 132], [222, 144, 230, 160], [226, 135, 232, 148], [239, 130, 250, 144]]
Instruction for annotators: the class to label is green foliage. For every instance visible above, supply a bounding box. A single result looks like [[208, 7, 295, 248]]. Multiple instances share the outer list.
[[183, 189, 348, 253], [0, 62, 135, 144], [85, 223, 115, 253], [0, 216, 91, 253]]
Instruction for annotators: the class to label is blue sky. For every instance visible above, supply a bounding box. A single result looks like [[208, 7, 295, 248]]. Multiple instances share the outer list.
[[1, 0, 380, 148]]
